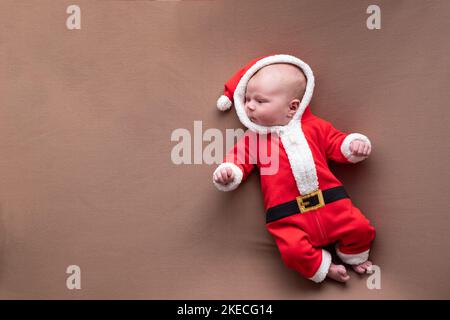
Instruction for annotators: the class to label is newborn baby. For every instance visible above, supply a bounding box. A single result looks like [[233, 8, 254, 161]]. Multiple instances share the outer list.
[[213, 54, 375, 283]]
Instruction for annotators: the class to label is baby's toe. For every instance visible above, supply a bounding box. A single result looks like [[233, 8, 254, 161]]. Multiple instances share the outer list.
[[363, 261, 373, 273], [337, 266, 350, 281], [352, 265, 366, 274], [341, 274, 351, 282], [337, 265, 347, 275]]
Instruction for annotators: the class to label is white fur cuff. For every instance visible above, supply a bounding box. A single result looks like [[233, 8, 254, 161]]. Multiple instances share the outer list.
[[308, 249, 332, 283], [336, 248, 370, 265], [341, 133, 371, 163], [212, 162, 244, 192]]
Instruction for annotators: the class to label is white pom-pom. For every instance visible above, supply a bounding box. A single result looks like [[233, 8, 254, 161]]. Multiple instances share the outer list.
[[216, 95, 232, 111]]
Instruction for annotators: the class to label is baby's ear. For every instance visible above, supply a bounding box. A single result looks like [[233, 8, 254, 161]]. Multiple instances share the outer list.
[[288, 99, 300, 117]]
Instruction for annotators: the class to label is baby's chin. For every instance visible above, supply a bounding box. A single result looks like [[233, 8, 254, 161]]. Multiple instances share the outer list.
[[249, 117, 289, 127]]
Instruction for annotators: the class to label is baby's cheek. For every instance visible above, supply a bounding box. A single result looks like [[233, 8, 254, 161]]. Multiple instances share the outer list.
[[259, 114, 274, 125], [262, 110, 277, 122]]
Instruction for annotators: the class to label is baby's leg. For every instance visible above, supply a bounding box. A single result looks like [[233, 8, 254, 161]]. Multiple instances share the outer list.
[[267, 221, 348, 283], [335, 206, 376, 274]]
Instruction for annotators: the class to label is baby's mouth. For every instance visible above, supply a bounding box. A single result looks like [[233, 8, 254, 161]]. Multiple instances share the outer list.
[[247, 112, 258, 123]]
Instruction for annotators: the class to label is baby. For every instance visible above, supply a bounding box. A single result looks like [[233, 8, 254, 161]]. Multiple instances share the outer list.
[[213, 54, 375, 283]]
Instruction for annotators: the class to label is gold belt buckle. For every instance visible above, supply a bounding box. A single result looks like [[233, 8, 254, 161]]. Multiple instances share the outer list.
[[296, 189, 325, 213]]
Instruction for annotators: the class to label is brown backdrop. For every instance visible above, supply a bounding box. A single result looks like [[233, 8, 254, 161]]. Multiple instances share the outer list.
[[0, 0, 449, 299]]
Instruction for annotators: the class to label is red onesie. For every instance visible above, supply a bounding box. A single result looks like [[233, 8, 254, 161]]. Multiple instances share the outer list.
[[213, 54, 376, 283]]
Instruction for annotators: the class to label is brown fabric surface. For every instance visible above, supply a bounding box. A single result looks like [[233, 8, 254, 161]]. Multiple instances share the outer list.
[[0, 0, 449, 299]]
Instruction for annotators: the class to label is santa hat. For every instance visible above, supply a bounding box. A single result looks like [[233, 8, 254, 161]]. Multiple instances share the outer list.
[[216, 54, 315, 134]]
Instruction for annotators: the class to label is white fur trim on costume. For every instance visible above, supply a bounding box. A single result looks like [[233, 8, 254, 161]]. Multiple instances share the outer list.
[[309, 249, 332, 283], [217, 95, 232, 111], [233, 54, 315, 135], [212, 162, 244, 192], [341, 133, 371, 163], [336, 248, 370, 265], [280, 121, 319, 195]]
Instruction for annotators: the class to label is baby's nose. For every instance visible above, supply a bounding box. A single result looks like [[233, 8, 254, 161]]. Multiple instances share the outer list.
[[246, 103, 256, 111]]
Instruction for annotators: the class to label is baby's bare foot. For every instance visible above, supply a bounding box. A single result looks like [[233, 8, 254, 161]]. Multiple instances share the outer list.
[[327, 263, 350, 282], [352, 260, 373, 274]]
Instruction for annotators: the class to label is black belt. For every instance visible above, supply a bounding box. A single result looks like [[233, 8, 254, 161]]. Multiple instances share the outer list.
[[266, 186, 350, 223]]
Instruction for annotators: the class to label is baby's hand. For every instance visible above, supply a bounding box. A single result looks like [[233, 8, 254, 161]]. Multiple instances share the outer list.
[[350, 140, 371, 157], [213, 167, 235, 185]]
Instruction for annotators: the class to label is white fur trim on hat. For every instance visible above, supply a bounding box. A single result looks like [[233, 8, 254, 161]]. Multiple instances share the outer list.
[[308, 249, 332, 283], [341, 133, 371, 163], [336, 248, 370, 265], [233, 54, 315, 135], [212, 162, 243, 192], [217, 95, 232, 111]]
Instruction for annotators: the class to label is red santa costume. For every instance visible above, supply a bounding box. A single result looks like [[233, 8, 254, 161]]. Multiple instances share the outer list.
[[213, 54, 375, 283]]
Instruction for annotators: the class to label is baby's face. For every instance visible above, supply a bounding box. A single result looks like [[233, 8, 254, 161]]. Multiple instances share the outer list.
[[245, 63, 306, 126]]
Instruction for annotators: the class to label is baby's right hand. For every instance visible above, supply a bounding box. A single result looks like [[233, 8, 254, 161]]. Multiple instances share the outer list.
[[213, 167, 235, 185]]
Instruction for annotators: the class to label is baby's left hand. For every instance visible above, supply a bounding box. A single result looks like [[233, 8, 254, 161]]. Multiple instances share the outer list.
[[350, 140, 371, 157]]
